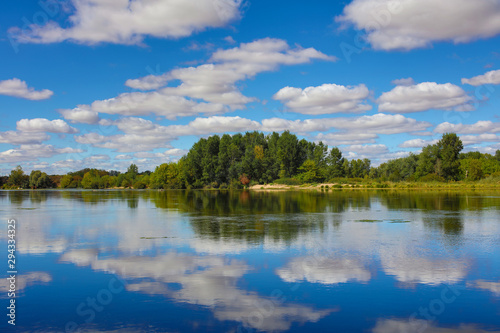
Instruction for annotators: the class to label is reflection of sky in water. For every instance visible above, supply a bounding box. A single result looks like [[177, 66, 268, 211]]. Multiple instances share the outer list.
[[0, 190, 499, 332]]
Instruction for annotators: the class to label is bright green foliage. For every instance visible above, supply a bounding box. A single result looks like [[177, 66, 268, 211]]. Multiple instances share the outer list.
[[297, 160, 322, 183], [150, 161, 184, 189], [81, 169, 102, 189]]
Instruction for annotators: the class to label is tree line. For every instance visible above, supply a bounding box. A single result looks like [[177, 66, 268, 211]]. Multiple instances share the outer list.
[[2, 131, 500, 190]]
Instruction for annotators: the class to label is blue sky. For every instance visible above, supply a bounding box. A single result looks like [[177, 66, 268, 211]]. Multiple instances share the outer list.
[[1, 0, 500, 174]]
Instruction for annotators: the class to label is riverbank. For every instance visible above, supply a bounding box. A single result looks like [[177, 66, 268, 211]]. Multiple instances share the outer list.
[[249, 179, 500, 191]]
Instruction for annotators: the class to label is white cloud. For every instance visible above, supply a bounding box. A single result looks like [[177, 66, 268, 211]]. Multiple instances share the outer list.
[[276, 256, 371, 284], [9, 0, 243, 45], [0, 144, 83, 164], [0, 131, 50, 145], [75, 116, 261, 152], [314, 132, 378, 146], [337, 0, 500, 51], [434, 120, 500, 134], [121, 38, 336, 117], [134, 149, 188, 159], [60, 39, 334, 121], [59, 108, 100, 124], [16, 118, 78, 134], [460, 134, 500, 146], [344, 144, 388, 156], [399, 138, 438, 148], [89, 91, 227, 120], [391, 77, 415, 86], [273, 83, 371, 115], [0, 78, 53, 100], [115, 154, 133, 160], [378, 82, 472, 113], [262, 113, 431, 135], [462, 69, 500, 86]]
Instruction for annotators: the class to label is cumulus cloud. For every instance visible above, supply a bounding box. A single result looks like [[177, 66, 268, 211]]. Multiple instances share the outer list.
[[0, 78, 53, 100], [337, 0, 500, 51], [59, 108, 100, 124], [377, 82, 473, 113], [399, 138, 438, 148], [344, 144, 388, 155], [70, 38, 335, 119], [16, 118, 78, 134], [0, 131, 50, 145], [462, 69, 500, 86], [276, 256, 371, 284], [434, 120, 500, 134], [314, 132, 378, 146], [460, 134, 500, 146], [134, 149, 188, 159], [75, 116, 261, 152], [0, 144, 83, 164], [262, 113, 431, 135], [273, 83, 371, 115], [9, 0, 243, 45]]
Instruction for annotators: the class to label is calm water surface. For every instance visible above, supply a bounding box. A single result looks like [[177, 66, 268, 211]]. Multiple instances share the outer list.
[[1, 190, 499, 332]]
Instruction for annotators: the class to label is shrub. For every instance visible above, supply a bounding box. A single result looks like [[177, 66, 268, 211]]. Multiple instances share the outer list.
[[133, 181, 147, 189], [273, 178, 303, 186], [230, 179, 243, 189], [419, 173, 446, 182]]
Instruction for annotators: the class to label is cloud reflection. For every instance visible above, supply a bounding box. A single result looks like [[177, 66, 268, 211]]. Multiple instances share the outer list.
[[373, 318, 500, 333], [60, 249, 333, 331], [276, 256, 371, 284]]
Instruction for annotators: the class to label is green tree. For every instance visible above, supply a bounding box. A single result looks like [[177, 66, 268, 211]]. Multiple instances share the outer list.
[[60, 174, 73, 188], [415, 144, 439, 179], [126, 164, 138, 179], [29, 170, 53, 189], [297, 160, 322, 183], [7, 166, 28, 188], [81, 170, 101, 189], [468, 159, 483, 181], [327, 147, 344, 178], [277, 131, 300, 178], [436, 133, 463, 180]]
